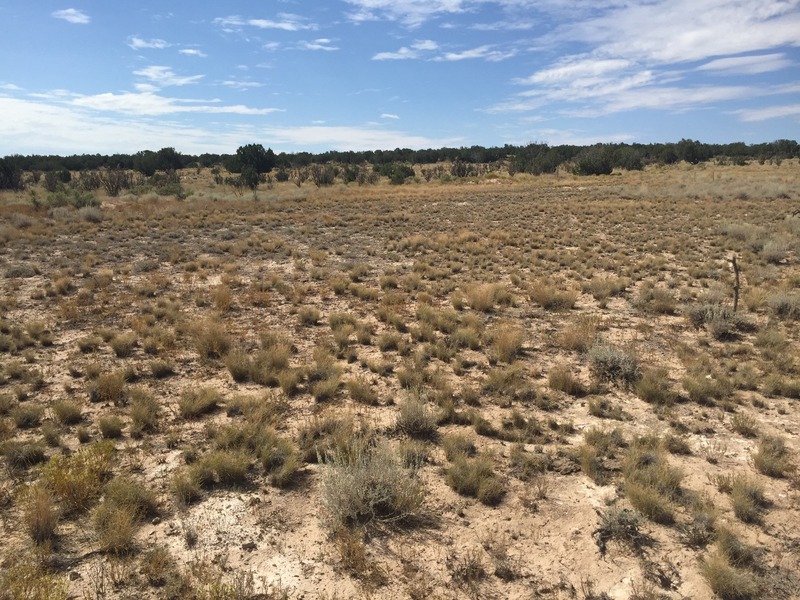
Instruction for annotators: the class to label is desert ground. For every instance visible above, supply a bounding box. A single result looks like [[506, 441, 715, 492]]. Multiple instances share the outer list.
[[1, 161, 799, 600]]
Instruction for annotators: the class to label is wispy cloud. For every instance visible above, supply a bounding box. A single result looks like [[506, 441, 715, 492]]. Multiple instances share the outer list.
[[0, 96, 268, 155], [222, 80, 265, 90], [697, 53, 793, 75], [490, 0, 800, 121], [344, 0, 467, 28], [435, 44, 516, 62], [214, 13, 318, 32], [134, 66, 204, 87], [179, 49, 208, 58], [372, 40, 440, 60], [299, 38, 339, 51], [735, 103, 800, 122], [128, 36, 170, 50], [71, 92, 280, 116], [52, 8, 90, 24], [262, 125, 461, 150], [381, 113, 400, 119]]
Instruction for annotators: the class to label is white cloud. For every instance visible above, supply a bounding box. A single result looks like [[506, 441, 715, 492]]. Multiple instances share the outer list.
[[300, 39, 339, 51], [0, 83, 23, 91], [0, 97, 266, 155], [490, 0, 800, 120], [128, 36, 170, 50], [261, 125, 461, 150], [735, 103, 800, 121], [381, 113, 400, 119], [214, 13, 318, 32], [52, 8, 90, 24], [515, 58, 632, 85], [179, 49, 208, 58], [697, 53, 792, 74], [373, 39, 439, 60], [435, 44, 516, 62], [222, 80, 265, 90], [134, 66, 204, 87], [71, 92, 280, 116], [549, 0, 800, 66], [344, 0, 467, 27]]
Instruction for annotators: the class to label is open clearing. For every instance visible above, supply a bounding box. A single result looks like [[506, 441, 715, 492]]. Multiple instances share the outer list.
[[1, 162, 799, 599]]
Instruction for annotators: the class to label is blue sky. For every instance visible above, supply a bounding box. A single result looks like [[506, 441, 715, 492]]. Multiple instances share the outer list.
[[0, 1, 799, 155]]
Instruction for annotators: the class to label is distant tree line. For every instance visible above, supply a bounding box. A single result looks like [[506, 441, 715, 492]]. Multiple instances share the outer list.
[[0, 139, 797, 190]]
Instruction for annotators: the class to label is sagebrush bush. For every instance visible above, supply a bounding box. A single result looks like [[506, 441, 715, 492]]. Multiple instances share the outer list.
[[321, 439, 426, 528], [588, 343, 641, 386]]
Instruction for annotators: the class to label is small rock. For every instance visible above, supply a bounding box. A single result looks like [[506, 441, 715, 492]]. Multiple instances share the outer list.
[[69, 571, 82, 581], [151, 517, 161, 525], [242, 541, 257, 551]]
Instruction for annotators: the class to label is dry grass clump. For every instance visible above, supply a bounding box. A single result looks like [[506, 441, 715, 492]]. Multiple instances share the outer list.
[[11, 403, 43, 428], [396, 394, 438, 438], [767, 291, 800, 320], [88, 370, 127, 405], [51, 400, 82, 425], [686, 303, 753, 340], [3, 441, 47, 471], [41, 440, 115, 514], [193, 319, 231, 359], [700, 550, 759, 600], [110, 332, 137, 357], [98, 415, 125, 438], [128, 387, 160, 436], [529, 280, 577, 311], [634, 368, 677, 406], [622, 437, 683, 524], [178, 386, 221, 419], [321, 439, 426, 528], [22, 484, 59, 544], [298, 414, 355, 463], [593, 507, 645, 556], [634, 282, 676, 315], [446, 452, 506, 506], [555, 315, 599, 352], [587, 275, 629, 306], [752, 435, 793, 478], [548, 363, 585, 396], [442, 432, 477, 461], [346, 375, 380, 405], [487, 324, 525, 364], [466, 283, 510, 312]]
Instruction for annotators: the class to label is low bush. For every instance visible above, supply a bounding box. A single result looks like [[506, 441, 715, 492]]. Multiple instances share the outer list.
[[588, 343, 641, 386], [321, 439, 426, 528]]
